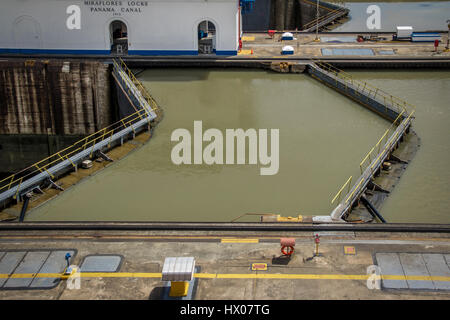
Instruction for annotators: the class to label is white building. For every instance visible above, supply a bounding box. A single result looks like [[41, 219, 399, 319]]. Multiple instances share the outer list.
[[0, 0, 244, 56]]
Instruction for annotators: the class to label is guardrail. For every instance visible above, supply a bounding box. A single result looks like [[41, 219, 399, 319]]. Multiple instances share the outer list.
[[312, 60, 416, 220], [331, 110, 414, 220], [113, 58, 163, 122], [302, 7, 348, 32], [311, 59, 416, 116], [0, 59, 160, 206]]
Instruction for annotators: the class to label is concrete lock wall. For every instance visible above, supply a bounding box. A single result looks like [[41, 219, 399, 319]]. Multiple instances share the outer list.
[[0, 60, 112, 135], [0, 59, 113, 176], [243, 0, 337, 31], [0, 134, 84, 177], [0, 0, 239, 55]]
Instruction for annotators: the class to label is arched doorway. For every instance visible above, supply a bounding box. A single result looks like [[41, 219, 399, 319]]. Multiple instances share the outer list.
[[110, 20, 128, 55], [197, 20, 216, 55]]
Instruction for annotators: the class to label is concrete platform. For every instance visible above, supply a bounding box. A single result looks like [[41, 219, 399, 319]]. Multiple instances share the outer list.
[[0, 250, 76, 289], [0, 229, 449, 300], [238, 32, 450, 59], [375, 252, 450, 291]]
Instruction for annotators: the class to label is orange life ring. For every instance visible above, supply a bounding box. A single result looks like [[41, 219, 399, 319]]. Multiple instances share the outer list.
[[281, 245, 294, 256]]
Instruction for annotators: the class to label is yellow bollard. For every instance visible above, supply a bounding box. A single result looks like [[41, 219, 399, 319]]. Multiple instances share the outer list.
[[169, 281, 189, 297]]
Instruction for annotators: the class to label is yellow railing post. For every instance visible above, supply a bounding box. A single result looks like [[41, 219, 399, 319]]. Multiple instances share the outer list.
[[0, 59, 161, 199], [7, 175, 15, 190], [14, 178, 23, 199], [331, 176, 353, 204], [65, 155, 77, 170]]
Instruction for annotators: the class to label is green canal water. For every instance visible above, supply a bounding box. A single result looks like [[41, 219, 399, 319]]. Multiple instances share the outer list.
[[349, 70, 450, 223], [27, 69, 450, 223]]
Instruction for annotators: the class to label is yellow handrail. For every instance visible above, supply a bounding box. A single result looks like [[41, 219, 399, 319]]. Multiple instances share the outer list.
[[331, 176, 352, 204], [0, 60, 161, 195], [312, 60, 417, 114], [325, 60, 416, 208], [302, 7, 347, 30]]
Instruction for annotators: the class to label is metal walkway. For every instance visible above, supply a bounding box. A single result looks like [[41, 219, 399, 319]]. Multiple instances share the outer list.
[[301, 0, 349, 32], [0, 58, 162, 210], [307, 60, 415, 222]]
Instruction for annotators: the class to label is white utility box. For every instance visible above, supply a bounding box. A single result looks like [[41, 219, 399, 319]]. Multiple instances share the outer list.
[[161, 257, 195, 282], [81, 160, 93, 169], [396, 26, 413, 39]]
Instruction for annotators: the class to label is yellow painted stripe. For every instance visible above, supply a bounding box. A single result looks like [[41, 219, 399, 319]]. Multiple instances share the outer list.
[[80, 272, 162, 278], [221, 238, 259, 243], [238, 50, 253, 55], [193, 273, 217, 279], [215, 274, 369, 280], [1, 273, 449, 282]]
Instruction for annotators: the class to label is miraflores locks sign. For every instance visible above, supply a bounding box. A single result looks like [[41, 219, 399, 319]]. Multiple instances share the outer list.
[[66, 1, 149, 29], [84, 1, 149, 14]]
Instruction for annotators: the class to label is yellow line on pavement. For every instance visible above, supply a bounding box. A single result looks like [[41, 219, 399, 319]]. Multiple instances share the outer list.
[[221, 238, 259, 243], [1, 273, 450, 282]]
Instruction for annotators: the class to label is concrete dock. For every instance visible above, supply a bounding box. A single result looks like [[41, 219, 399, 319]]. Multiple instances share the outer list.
[[238, 32, 450, 59], [0, 227, 449, 299], [1, 32, 449, 303]]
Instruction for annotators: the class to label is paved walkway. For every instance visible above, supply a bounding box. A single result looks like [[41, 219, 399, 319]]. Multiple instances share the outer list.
[[0, 230, 449, 299], [236, 32, 450, 58]]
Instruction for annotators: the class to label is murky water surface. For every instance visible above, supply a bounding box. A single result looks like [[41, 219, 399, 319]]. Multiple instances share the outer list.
[[28, 69, 450, 223], [28, 69, 393, 222]]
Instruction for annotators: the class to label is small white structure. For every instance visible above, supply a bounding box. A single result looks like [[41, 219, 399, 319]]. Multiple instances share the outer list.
[[396, 26, 413, 39], [81, 160, 93, 169], [162, 257, 195, 282], [282, 45, 294, 55], [162, 257, 196, 297], [281, 32, 294, 40]]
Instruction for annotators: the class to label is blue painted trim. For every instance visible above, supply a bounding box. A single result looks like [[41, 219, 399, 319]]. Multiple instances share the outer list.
[[215, 50, 238, 56], [130, 50, 237, 56], [0, 48, 238, 56], [411, 32, 440, 36], [0, 48, 110, 55], [128, 50, 198, 56]]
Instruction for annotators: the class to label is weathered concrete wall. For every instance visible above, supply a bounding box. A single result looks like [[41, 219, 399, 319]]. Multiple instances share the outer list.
[[258, 0, 336, 31], [0, 59, 112, 135], [243, 0, 272, 31], [299, 0, 334, 28], [0, 134, 84, 178]]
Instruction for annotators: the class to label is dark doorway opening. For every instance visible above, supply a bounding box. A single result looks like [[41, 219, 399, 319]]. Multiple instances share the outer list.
[[110, 20, 128, 55], [198, 20, 216, 55]]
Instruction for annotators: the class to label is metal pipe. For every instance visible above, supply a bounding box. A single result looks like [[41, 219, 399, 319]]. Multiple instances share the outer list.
[[360, 196, 386, 223], [19, 193, 32, 222]]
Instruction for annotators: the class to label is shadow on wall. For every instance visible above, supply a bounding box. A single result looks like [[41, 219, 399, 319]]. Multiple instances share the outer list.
[[243, 0, 339, 31]]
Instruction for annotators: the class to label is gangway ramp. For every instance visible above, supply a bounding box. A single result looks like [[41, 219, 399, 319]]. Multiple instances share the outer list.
[[0, 59, 161, 214], [307, 60, 415, 222]]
